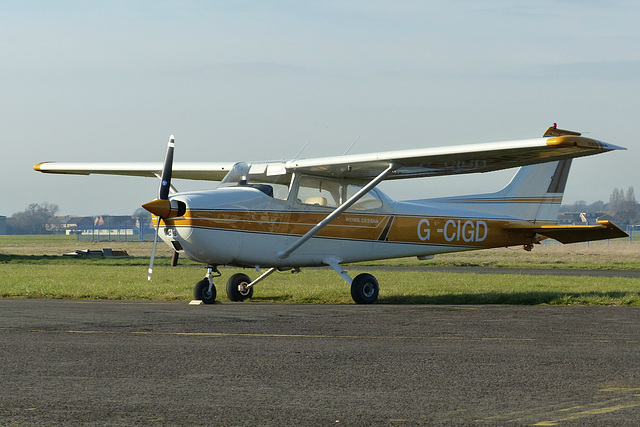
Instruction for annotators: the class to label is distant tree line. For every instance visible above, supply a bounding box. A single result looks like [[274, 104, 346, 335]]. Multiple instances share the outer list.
[[560, 186, 639, 226], [609, 187, 639, 226], [6, 202, 59, 234]]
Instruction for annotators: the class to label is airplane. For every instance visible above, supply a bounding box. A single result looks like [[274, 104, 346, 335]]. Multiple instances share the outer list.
[[34, 124, 628, 304]]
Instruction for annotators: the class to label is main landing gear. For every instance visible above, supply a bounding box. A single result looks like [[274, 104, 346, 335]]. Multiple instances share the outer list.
[[226, 273, 254, 301], [192, 265, 380, 305], [323, 258, 380, 304], [350, 273, 379, 304]]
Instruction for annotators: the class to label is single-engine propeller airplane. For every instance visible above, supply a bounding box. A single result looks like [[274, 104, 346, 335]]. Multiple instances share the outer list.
[[35, 124, 628, 304]]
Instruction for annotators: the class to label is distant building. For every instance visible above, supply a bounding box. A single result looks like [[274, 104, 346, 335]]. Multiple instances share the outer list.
[[0, 216, 6, 235], [45, 216, 94, 234], [93, 215, 139, 238], [579, 212, 601, 225], [557, 212, 577, 225], [44, 214, 154, 240], [557, 211, 608, 226]]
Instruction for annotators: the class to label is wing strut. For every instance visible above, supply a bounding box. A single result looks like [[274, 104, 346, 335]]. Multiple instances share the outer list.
[[277, 163, 396, 260]]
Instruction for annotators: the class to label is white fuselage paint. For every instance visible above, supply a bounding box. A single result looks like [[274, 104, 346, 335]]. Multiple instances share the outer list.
[[156, 186, 522, 269]]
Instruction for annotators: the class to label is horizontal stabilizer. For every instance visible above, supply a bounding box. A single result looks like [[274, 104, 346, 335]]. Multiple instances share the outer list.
[[504, 221, 628, 244]]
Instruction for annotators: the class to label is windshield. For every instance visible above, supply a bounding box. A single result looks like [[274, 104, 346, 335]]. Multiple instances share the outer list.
[[218, 162, 291, 200]]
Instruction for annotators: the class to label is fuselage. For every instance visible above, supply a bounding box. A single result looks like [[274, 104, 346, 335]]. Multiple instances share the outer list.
[[156, 183, 538, 269]]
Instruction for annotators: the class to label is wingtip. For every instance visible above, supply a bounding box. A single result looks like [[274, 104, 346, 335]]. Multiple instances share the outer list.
[[33, 162, 49, 172], [545, 136, 627, 151]]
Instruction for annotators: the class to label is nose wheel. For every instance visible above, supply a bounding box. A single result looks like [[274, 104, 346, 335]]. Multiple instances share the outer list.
[[194, 279, 216, 304], [193, 267, 220, 304]]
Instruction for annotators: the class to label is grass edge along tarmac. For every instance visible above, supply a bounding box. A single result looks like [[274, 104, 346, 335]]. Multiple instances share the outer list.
[[2, 264, 640, 305], [2, 234, 640, 269], [1, 234, 639, 305]]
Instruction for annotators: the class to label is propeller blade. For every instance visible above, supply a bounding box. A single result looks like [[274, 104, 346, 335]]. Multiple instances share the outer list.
[[148, 219, 160, 281], [148, 135, 175, 281], [159, 135, 175, 200]]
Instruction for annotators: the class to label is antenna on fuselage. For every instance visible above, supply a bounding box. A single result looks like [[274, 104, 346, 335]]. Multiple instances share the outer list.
[[292, 138, 312, 160], [342, 136, 361, 156]]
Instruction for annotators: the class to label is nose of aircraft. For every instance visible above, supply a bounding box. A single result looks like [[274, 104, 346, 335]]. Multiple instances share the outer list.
[[142, 198, 187, 219], [142, 198, 172, 218]]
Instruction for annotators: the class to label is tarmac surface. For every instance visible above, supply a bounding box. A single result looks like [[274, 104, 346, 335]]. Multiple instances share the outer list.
[[2, 299, 640, 426]]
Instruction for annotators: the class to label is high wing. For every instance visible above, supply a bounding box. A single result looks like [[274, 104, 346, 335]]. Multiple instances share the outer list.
[[34, 127, 625, 182], [285, 134, 625, 181], [34, 162, 236, 181]]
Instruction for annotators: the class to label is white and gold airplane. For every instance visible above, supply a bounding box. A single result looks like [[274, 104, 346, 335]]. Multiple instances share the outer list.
[[34, 125, 628, 304]]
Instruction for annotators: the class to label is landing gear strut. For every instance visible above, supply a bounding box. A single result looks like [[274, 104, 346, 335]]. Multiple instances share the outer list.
[[325, 258, 379, 304]]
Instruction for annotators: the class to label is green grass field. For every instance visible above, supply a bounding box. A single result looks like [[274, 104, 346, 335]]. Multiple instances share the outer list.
[[1, 235, 639, 305]]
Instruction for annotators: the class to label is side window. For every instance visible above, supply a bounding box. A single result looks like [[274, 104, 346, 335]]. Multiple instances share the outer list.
[[298, 176, 341, 207], [345, 185, 383, 210]]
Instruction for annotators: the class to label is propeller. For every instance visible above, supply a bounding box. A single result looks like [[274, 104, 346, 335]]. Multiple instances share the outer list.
[[144, 135, 175, 281]]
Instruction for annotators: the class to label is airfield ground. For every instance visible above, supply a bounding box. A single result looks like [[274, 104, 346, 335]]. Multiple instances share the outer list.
[[2, 299, 640, 425], [2, 236, 640, 424]]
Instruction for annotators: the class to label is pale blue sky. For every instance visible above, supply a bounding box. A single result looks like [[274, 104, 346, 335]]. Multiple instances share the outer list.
[[3, 1, 639, 216]]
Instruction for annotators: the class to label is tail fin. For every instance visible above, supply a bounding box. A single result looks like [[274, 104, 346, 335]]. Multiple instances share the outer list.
[[425, 160, 572, 223]]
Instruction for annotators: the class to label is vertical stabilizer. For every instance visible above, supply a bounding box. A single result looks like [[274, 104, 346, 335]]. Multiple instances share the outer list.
[[422, 160, 572, 223]]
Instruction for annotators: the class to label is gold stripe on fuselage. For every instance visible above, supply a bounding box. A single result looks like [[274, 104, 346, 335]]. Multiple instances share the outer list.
[[160, 210, 538, 249], [436, 197, 563, 204]]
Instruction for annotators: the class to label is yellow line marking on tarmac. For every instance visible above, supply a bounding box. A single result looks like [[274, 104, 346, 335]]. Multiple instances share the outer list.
[[558, 405, 584, 412], [533, 401, 640, 426], [600, 387, 640, 392], [3, 327, 636, 344], [477, 385, 640, 425], [61, 329, 540, 342]]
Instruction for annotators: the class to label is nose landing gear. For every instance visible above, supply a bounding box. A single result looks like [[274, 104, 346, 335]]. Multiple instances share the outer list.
[[193, 266, 221, 304]]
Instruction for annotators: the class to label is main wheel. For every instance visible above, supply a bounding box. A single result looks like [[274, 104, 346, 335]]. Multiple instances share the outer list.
[[194, 278, 217, 304], [226, 273, 254, 302], [351, 273, 379, 304]]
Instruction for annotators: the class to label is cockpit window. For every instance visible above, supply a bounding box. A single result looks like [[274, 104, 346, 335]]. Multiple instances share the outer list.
[[298, 176, 341, 207], [294, 176, 383, 210], [345, 184, 383, 210]]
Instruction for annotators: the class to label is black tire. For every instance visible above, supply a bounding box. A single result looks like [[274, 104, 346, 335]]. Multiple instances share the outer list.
[[351, 273, 379, 304], [194, 278, 216, 304], [226, 273, 254, 302]]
